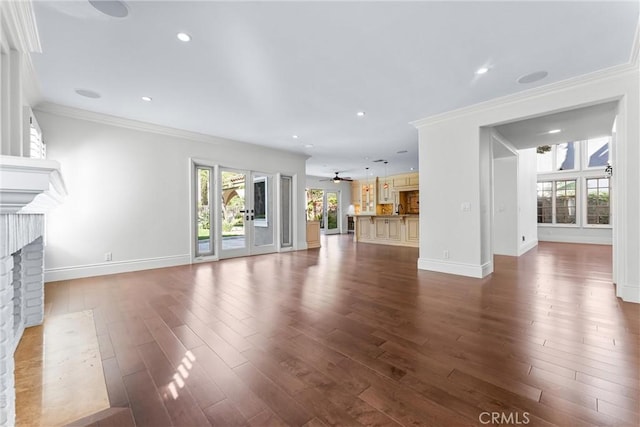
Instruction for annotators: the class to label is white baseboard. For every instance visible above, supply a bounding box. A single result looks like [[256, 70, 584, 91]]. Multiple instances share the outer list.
[[417, 258, 493, 278], [45, 254, 191, 282], [518, 239, 538, 256], [538, 235, 612, 245], [617, 284, 640, 303]]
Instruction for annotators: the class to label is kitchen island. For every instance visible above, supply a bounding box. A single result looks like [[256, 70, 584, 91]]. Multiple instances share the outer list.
[[354, 214, 419, 247]]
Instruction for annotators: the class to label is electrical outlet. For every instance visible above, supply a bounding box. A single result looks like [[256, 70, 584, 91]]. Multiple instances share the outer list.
[[522, 235, 525, 242], [104, 252, 112, 262], [443, 250, 449, 259]]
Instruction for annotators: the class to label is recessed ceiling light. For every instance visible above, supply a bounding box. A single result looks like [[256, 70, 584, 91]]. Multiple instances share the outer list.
[[304, 144, 314, 148], [475, 67, 489, 75], [292, 135, 299, 139], [517, 70, 548, 84], [89, 0, 129, 18], [548, 129, 561, 134], [75, 88, 101, 99], [356, 111, 366, 117], [141, 96, 152, 102], [177, 32, 192, 42]]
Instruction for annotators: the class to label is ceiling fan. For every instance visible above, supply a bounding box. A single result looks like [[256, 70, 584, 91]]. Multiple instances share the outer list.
[[321, 172, 353, 183]]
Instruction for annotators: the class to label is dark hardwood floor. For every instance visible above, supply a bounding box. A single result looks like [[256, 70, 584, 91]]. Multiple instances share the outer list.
[[28, 237, 640, 426]]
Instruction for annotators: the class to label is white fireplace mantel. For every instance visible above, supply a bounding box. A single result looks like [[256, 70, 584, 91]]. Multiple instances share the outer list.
[[0, 155, 67, 215], [0, 155, 66, 426]]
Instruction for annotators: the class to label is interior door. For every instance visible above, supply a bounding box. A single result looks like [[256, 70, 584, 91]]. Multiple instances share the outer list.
[[219, 168, 276, 259]]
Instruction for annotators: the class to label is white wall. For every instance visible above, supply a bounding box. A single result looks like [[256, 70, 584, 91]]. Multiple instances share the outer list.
[[37, 105, 308, 281], [517, 148, 538, 255], [305, 176, 352, 234], [414, 60, 638, 302], [493, 156, 518, 256]]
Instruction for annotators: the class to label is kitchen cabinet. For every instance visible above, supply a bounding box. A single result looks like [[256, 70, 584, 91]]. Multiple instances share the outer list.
[[355, 215, 418, 247], [351, 181, 360, 205], [377, 180, 394, 204], [393, 172, 419, 189], [360, 178, 377, 214], [406, 217, 419, 243], [356, 217, 372, 240], [374, 217, 401, 241]]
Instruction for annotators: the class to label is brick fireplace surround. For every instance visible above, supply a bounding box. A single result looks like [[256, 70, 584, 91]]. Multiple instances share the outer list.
[[0, 156, 66, 426]]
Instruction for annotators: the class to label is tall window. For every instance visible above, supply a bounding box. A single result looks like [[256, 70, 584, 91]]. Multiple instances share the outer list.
[[537, 182, 552, 223], [586, 178, 610, 224], [196, 166, 214, 256], [555, 180, 576, 224], [280, 176, 293, 247]]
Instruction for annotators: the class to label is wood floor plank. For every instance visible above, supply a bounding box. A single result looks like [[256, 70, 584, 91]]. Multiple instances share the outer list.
[[233, 362, 313, 426], [122, 369, 173, 427], [30, 238, 638, 427]]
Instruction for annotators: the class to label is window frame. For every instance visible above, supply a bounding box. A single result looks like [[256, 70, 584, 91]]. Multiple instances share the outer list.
[[582, 136, 611, 171], [582, 174, 612, 229]]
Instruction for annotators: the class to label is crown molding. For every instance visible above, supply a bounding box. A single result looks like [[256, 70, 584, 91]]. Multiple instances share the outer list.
[[1, 0, 41, 53], [411, 60, 638, 129], [34, 102, 310, 161], [630, 19, 639, 67]]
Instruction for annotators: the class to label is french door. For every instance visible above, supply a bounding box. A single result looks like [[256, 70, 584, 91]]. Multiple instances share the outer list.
[[219, 168, 276, 259], [306, 189, 340, 234]]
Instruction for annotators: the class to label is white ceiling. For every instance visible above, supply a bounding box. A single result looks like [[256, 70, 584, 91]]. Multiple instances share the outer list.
[[31, 1, 639, 179], [494, 100, 619, 151]]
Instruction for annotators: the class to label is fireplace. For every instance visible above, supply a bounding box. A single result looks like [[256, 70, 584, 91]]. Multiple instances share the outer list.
[[0, 156, 66, 427]]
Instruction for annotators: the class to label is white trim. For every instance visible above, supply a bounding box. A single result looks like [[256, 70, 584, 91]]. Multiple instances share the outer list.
[[538, 234, 612, 245], [35, 103, 309, 161], [411, 64, 636, 129], [618, 284, 640, 304], [44, 254, 191, 282], [417, 258, 492, 279], [518, 239, 538, 256], [0, 155, 67, 213], [0, 0, 41, 53]]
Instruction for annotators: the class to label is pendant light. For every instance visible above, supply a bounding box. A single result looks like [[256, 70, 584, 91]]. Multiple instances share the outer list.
[[383, 161, 389, 190]]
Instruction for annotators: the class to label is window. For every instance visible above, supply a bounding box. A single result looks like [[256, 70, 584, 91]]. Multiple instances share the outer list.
[[280, 176, 293, 247], [555, 180, 576, 224], [536, 142, 578, 172], [537, 182, 552, 223], [586, 178, 610, 225], [29, 114, 46, 159], [555, 142, 577, 171], [585, 137, 609, 168], [536, 138, 612, 228], [196, 166, 214, 256]]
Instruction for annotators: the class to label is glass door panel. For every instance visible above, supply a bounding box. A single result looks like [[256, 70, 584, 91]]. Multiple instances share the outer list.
[[220, 169, 248, 258], [325, 191, 339, 234], [306, 189, 324, 229], [251, 172, 276, 255], [195, 166, 214, 256]]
